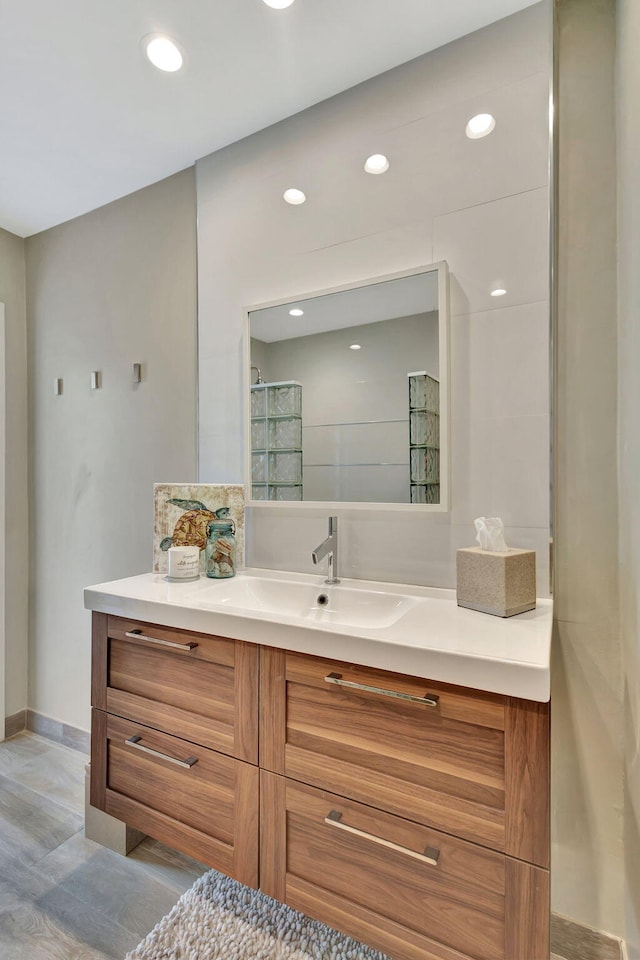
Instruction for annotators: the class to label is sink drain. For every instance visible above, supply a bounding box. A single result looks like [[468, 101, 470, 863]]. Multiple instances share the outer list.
[[316, 593, 329, 607]]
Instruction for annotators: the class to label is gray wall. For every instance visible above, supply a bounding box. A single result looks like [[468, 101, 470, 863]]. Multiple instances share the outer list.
[[25, 169, 198, 731], [0, 228, 28, 719], [617, 0, 640, 955], [553, 0, 623, 938], [197, 3, 551, 591], [257, 312, 438, 503]]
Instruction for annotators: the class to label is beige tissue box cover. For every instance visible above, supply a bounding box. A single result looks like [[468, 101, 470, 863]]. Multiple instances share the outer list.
[[456, 547, 536, 617]]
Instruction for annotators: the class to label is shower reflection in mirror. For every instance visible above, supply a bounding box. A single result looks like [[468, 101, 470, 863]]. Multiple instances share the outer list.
[[247, 263, 448, 508]]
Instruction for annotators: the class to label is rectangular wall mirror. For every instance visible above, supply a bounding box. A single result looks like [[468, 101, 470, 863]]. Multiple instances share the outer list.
[[245, 262, 449, 510]]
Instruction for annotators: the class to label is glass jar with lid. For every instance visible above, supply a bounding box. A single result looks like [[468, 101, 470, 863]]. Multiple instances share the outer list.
[[205, 519, 236, 579]]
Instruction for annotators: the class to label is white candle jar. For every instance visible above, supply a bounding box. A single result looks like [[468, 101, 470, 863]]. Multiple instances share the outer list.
[[167, 545, 200, 581]]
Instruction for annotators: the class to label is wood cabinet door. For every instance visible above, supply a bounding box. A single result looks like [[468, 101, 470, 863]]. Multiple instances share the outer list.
[[92, 613, 258, 764], [91, 709, 258, 888], [260, 648, 549, 865], [261, 773, 549, 960]]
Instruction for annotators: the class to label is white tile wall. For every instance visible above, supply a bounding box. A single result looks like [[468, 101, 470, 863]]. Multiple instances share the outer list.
[[247, 507, 550, 594], [390, 73, 549, 221], [456, 301, 550, 421], [291, 221, 436, 294], [304, 422, 408, 467], [450, 300, 550, 529], [304, 464, 409, 504], [464, 414, 549, 527], [302, 377, 407, 428], [257, 312, 436, 503], [197, 5, 551, 594], [433, 187, 550, 316]]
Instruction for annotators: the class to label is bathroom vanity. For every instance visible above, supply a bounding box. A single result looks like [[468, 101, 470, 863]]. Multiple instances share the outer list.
[[86, 570, 552, 960]]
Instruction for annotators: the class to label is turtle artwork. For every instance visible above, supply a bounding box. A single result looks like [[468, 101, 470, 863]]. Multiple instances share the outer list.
[[159, 500, 232, 553], [153, 483, 245, 575]]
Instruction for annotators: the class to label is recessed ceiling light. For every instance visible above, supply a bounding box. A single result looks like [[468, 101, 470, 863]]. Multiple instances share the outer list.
[[364, 154, 389, 175], [465, 113, 496, 139], [283, 188, 306, 205], [289, 308, 304, 317], [262, 0, 295, 7], [349, 344, 362, 350], [491, 288, 507, 297], [144, 35, 183, 73]]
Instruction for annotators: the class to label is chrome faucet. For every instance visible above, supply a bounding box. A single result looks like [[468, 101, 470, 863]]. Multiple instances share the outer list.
[[312, 516, 340, 584]]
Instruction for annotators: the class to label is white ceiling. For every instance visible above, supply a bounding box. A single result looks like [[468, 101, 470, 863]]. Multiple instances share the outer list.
[[0, 0, 538, 238], [250, 269, 440, 341]]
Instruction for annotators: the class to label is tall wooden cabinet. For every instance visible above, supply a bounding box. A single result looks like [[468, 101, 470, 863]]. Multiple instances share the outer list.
[[90, 612, 550, 960]]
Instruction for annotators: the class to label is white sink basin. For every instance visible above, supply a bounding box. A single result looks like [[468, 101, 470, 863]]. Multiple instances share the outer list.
[[193, 574, 420, 629], [84, 568, 553, 701]]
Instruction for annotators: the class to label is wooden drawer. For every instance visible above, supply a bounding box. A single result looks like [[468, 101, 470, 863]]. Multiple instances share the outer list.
[[91, 710, 258, 887], [260, 649, 549, 864], [261, 774, 549, 960], [91, 613, 259, 764]]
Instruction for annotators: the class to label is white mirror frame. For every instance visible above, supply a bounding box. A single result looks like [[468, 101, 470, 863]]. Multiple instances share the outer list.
[[243, 261, 450, 512]]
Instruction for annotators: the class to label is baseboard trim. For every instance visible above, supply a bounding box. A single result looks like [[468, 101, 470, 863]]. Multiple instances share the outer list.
[[552, 913, 625, 960], [26, 710, 90, 754], [4, 710, 27, 738]]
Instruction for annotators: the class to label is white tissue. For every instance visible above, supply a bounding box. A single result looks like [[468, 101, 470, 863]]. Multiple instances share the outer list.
[[474, 517, 508, 552]]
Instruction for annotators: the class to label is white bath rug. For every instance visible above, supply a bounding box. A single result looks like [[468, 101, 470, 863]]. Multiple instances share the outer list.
[[125, 869, 389, 960]]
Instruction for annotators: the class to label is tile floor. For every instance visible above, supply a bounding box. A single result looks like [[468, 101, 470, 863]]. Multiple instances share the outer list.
[[0, 731, 570, 960], [0, 732, 205, 959]]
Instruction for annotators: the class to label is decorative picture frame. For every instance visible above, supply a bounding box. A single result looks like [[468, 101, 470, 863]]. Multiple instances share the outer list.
[[153, 483, 245, 574]]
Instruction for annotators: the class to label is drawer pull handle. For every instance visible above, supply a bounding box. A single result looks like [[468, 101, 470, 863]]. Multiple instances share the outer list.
[[325, 810, 440, 866], [324, 672, 439, 707], [125, 629, 198, 651], [125, 735, 198, 769]]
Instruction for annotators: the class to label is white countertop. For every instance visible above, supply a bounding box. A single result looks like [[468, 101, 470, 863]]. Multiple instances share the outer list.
[[84, 568, 552, 702]]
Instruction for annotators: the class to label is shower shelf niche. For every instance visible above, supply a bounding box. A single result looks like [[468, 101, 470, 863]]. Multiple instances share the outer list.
[[251, 381, 303, 501]]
